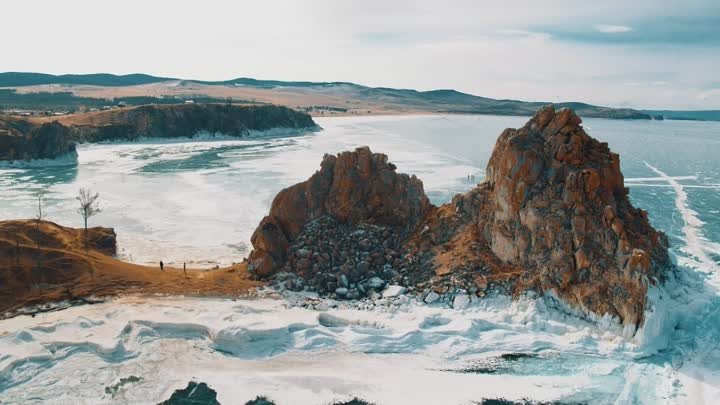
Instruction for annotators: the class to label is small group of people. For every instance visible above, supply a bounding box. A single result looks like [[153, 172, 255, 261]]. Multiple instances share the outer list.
[[466, 174, 477, 183], [159, 260, 188, 278]]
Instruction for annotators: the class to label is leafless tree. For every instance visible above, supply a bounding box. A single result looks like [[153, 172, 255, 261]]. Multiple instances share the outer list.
[[35, 190, 45, 230], [76, 188, 101, 249]]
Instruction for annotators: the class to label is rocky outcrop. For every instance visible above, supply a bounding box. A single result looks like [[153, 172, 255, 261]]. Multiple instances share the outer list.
[[66, 104, 317, 142], [248, 146, 431, 277], [0, 119, 76, 162], [482, 106, 670, 325], [0, 104, 316, 162], [249, 106, 672, 328]]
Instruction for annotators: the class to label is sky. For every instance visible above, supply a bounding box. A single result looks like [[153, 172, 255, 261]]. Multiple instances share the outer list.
[[2, 0, 719, 110]]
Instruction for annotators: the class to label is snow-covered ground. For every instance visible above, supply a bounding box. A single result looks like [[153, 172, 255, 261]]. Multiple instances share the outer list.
[[0, 283, 717, 405]]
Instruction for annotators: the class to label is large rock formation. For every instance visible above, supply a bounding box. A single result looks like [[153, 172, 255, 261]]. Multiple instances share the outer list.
[[249, 106, 672, 328], [480, 106, 670, 325], [248, 146, 431, 277], [0, 104, 316, 162]]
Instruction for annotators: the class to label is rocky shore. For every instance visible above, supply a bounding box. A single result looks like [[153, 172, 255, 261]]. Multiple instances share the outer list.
[[249, 106, 673, 329], [0, 104, 317, 162]]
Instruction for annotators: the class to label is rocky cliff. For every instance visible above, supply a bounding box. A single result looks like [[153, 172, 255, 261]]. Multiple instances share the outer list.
[[65, 104, 317, 142], [0, 104, 317, 162], [248, 106, 672, 328], [0, 119, 76, 162]]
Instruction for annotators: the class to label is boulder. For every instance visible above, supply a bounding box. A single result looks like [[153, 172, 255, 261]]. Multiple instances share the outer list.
[[452, 294, 470, 309], [424, 291, 441, 304], [382, 285, 407, 298]]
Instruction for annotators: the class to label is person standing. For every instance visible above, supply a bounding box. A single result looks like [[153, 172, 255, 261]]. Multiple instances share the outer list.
[[160, 260, 164, 271], [183, 262, 187, 278]]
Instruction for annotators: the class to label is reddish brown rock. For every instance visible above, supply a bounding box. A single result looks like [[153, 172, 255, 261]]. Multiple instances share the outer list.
[[248, 146, 431, 277], [426, 105, 671, 327], [248, 106, 672, 328]]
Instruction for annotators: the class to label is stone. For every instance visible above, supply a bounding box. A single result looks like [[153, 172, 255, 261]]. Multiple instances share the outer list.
[[335, 287, 349, 296], [424, 291, 441, 304], [356, 261, 370, 273], [382, 285, 407, 298], [453, 294, 470, 309], [366, 277, 385, 289], [359, 239, 372, 250]]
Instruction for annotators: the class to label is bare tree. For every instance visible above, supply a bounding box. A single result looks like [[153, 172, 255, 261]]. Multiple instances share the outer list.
[[35, 190, 45, 230], [76, 188, 101, 249]]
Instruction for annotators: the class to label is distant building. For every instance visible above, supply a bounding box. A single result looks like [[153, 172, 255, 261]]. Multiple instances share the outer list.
[[184, 100, 195, 104]]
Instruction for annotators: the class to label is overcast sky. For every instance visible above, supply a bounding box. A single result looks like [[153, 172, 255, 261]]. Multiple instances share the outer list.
[[2, 0, 719, 109]]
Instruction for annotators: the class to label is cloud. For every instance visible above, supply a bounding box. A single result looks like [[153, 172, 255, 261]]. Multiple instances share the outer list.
[[545, 16, 720, 46], [1, 0, 719, 109], [595, 25, 633, 34], [699, 89, 720, 101]]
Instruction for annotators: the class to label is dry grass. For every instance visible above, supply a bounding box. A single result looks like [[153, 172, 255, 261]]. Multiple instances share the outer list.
[[0, 220, 261, 316]]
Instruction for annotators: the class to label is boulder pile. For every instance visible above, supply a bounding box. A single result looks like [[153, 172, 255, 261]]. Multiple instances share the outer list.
[[278, 216, 404, 299], [248, 106, 673, 328]]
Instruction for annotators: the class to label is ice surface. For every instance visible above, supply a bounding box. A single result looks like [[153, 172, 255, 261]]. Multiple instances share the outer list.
[[0, 294, 648, 405], [1, 116, 719, 404]]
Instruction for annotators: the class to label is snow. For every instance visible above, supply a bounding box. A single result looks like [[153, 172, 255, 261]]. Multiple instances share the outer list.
[[381, 285, 406, 298], [0, 291, 687, 405]]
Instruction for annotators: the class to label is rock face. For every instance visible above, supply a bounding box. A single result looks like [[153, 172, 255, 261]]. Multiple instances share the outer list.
[[481, 106, 671, 325], [0, 104, 316, 161], [248, 146, 431, 277], [249, 106, 672, 328], [67, 104, 317, 142], [0, 119, 76, 162]]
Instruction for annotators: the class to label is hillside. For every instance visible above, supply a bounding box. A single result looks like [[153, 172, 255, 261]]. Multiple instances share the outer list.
[[0, 72, 657, 119], [0, 72, 171, 87], [0, 220, 260, 317]]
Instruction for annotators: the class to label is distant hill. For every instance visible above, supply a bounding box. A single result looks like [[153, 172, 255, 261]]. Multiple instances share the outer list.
[[0, 72, 716, 120], [642, 110, 720, 122], [0, 72, 171, 87]]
